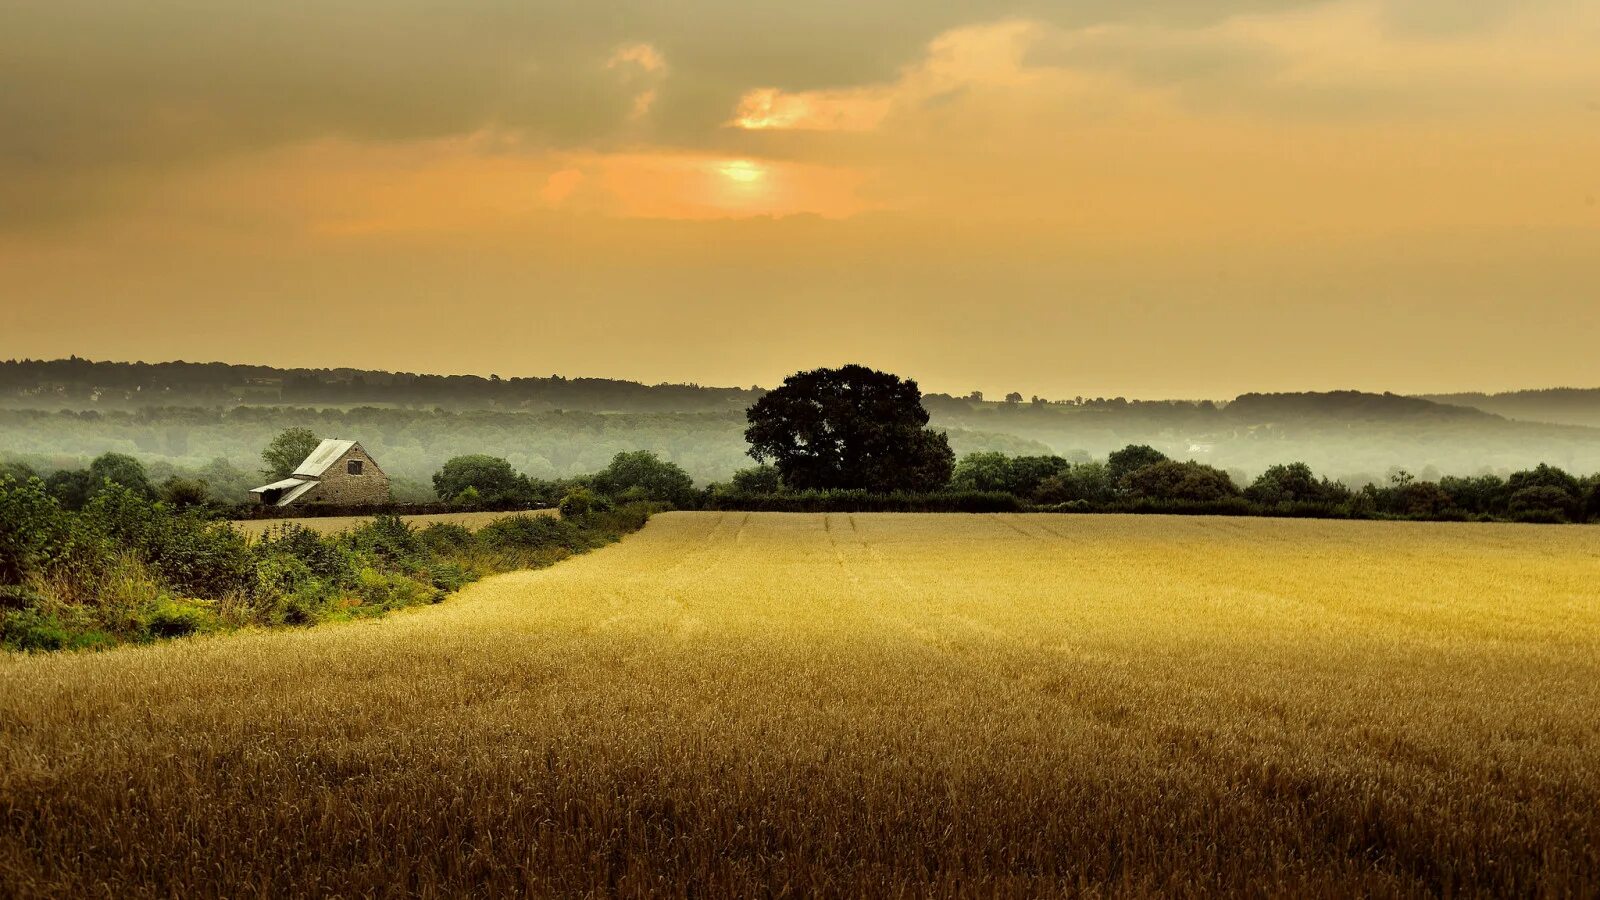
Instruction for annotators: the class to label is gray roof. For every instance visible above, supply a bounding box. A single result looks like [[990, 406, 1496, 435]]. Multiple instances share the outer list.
[[251, 477, 309, 493], [292, 439, 358, 478], [248, 476, 321, 507]]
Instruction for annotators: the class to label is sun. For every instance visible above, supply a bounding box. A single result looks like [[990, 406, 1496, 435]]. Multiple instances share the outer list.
[[718, 159, 765, 184]]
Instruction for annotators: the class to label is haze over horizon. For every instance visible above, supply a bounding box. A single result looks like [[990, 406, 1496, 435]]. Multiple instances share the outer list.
[[4, 1, 1597, 400]]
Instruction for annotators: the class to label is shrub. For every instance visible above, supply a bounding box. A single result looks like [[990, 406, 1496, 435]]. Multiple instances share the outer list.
[[478, 514, 588, 553], [0, 609, 114, 652], [591, 451, 696, 507], [161, 476, 212, 509], [1246, 463, 1349, 507], [343, 515, 424, 568], [0, 476, 68, 583], [256, 524, 352, 585], [145, 599, 215, 639], [559, 487, 612, 518], [1508, 485, 1579, 523], [433, 455, 527, 507], [417, 522, 475, 554], [1034, 463, 1115, 505], [150, 517, 255, 599], [1107, 445, 1169, 486], [1124, 460, 1239, 503], [730, 465, 782, 495]]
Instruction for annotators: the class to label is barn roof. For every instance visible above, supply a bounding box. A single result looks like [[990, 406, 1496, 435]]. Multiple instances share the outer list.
[[292, 439, 358, 478], [248, 476, 321, 507]]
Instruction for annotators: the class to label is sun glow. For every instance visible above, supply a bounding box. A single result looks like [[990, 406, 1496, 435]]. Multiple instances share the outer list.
[[718, 159, 765, 183]]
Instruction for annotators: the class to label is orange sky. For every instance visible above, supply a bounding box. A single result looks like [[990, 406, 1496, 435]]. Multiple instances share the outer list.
[[2, 1, 1597, 398]]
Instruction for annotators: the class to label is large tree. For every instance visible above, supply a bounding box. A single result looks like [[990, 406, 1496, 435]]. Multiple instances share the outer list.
[[260, 427, 321, 480], [745, 365, 955, 492]]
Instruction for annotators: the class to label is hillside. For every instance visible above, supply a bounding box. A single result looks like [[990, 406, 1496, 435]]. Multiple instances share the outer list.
[[3, 359, 1599, 490], [1419, 388, 1600, 429]]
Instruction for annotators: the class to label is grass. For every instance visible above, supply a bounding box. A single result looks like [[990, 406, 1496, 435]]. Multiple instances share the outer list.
[[1, 512, 1597, 897]]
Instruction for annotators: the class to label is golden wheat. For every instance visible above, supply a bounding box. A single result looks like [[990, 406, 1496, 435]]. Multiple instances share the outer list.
[[2, 512, 1597, 898]]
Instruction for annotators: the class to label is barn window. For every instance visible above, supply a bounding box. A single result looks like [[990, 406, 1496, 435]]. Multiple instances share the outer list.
[[347, 459, 364, 476]]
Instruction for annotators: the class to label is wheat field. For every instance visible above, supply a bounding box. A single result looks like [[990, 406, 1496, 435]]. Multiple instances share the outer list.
[[2, 512, 1597, 897]]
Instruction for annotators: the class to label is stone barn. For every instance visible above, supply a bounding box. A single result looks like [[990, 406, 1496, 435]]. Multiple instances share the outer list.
[[250, 439, 390, 507]]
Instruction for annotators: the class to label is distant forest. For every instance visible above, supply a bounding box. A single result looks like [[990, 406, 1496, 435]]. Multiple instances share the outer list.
[[4, 358, 1599, 501]]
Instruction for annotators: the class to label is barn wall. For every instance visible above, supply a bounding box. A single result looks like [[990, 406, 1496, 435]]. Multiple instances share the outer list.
[[306, 445, 390, 505]]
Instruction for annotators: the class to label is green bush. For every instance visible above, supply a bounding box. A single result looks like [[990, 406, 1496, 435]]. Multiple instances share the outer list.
[[2, 477, 657, 652], [0, 476, 68, 583], [591, 451, 696, 507], [417, 522, 475, 554], [144, 599, 216, 639], [0, 609, 114, 652], [559, 487, 612, 518], [478, 514, 588, 553], [342, 515, 424, 568], [257, 524, 353, 585]]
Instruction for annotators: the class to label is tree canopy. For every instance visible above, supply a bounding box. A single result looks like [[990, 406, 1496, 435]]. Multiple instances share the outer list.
[[591, 451, 697, 506], [260, 427, 321, 480], [432, 455, 526, 506], [745, 366, 955, 493]]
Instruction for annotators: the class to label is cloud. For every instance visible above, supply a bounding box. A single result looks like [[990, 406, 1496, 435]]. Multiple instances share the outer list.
[[2, 0, 1596, 234], [0, 1, 1349, 230]]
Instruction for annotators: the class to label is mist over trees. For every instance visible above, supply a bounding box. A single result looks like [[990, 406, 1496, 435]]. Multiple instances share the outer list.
[[5, 358, 1600, 496]]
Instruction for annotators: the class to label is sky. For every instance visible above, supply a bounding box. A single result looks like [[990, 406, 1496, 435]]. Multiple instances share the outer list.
[[2, 0, 1598, 400]]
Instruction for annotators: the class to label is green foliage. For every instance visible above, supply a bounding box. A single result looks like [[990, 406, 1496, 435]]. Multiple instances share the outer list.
[[43, 469, 95, 510], [1508, 486, 1579, 523], [0, 476, 69, 583], [257, 523, 354, 584], [949, 452, 1011, 492], [559, 487, 612, 518], [745, 365, 955, 493], [951, 452, 1069, 496], [0, 482, 651, 652], [1437, 474, 1507, 517], [261, 427, 321, 480], [88, 453, 157, 500], [1033, 462, 1116, 505], [0, 609, 73, 651], [1107, 445, 1169, 486], [478, 514, 587, 553], [730, 465, 782, 495], [432, 455, 528, 507], [160, 476, 212, 509], [341, 515, 424, 568], [417, 522, 475, 554], [591, 450, 696, 507], [1245, 463, 1350, 508], [0, 460, 39, 483], [144, 599, 216, 639], [1124, 460, 1240, 503]]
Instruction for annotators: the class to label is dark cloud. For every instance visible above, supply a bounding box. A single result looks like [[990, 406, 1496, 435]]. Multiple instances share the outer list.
[[0, 2, 1328, 166], [0, 0, 1552, 229]]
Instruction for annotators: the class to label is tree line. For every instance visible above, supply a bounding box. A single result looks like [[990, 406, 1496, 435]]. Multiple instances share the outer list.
[[711, 366, 1600, 523]]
